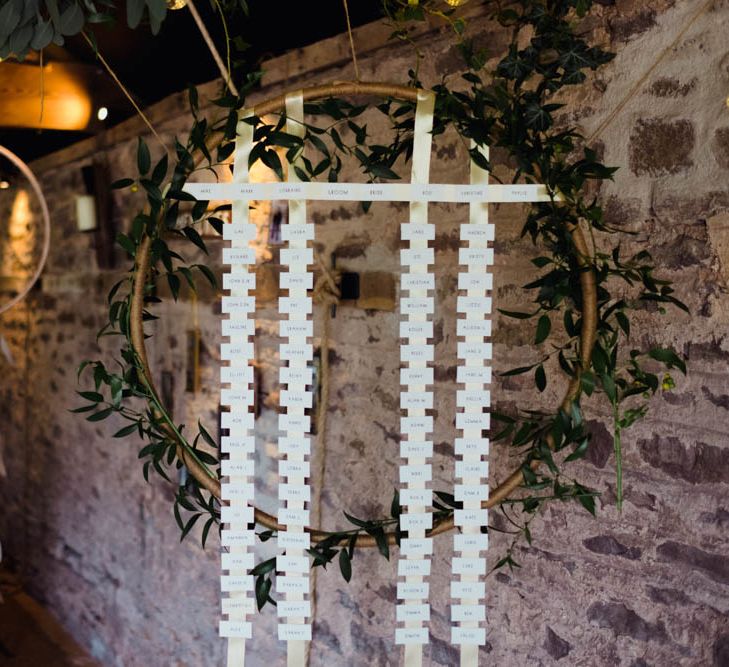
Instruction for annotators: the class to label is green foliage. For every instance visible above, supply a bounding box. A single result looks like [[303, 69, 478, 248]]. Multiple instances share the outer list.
[[60, 0, 689, 603]]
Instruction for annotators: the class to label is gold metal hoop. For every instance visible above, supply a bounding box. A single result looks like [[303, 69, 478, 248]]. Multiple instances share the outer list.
[[129, 81, 597, 547]]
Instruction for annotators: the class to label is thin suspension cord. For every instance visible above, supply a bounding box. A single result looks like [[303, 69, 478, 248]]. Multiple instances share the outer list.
[[587, 0, 712, 143], [342, 0, 361, 81], [81, 32, 169, 154]]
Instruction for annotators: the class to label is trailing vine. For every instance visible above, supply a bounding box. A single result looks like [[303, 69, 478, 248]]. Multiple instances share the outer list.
[[3, 0, 688, 612]]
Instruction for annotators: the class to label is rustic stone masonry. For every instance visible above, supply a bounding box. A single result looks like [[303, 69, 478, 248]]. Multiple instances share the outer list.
[[1, 1, 729, 665]]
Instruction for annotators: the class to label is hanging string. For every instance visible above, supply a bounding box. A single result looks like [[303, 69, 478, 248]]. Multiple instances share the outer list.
[[186, 0, 239, 97], [81, 32, 169, 155], [341, 0, 361, 81], [587, 0, 712, 143]]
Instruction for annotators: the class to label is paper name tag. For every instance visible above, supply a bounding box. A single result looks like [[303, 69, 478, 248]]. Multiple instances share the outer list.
[[221, 552, 255, 571], [279, 507, 310, 525], [398, 559, 431, 577], [457, 389, 492, 407], [400, 464, 432, 484], [397, 582, 429, 600], [280, 320, 313, 338], [402, 416, 433, 433], [279, 460, 310, 477], [278, 296, 312, 315], [220, 389, 253, 406], [277, 576, 309, 595], [401, 223, 435, 241], [280, 390, 313, 408], [451, 580, 486, 599], [457, 319, 492, 337], [402, 297, 434, 314], [221, 529, 255, 547], [455, 484, 489, 502], [401, 344, 434, 363], [454, 533, 489, 553], [221, 575, 254, 592], [222, 296, 255, 313], [221, 459, 255, 477], [400, 441, 433, 458], [400, 512, 433, 531], [278, 436, 311, 456], [277, 600, 311, 618], [460, 223, 495, 243], [219, 620, 252, 639], [221, 411, 254, 431], [451, 627, 486, 646], [396, 604, 430, 622], [221, 596, 255, 616], [400, 367, 434, 385], [401, 248, 434, 266], [281, 224, 315, 242], [456, 413, 491, 431], [220, 505, 254, 525], [457, 366, 492, 385], [280, 414, 311, 434], [223, 273, 255, 290], [278, 624, 312, 641], [455, 437, 490, 455], [452, 604, 486, 622], [280, 248, 313, 265], [454, 509, 489, 527], [401, 392, 433, 410], [401, 273, 435, 290], [457, 296, 493, 314], [280, 343, 314, 361], [280, 366, 314, 385], [280, 272, 314, 290], [458, 273, 493, 291], [458, 342, 493, 359], [277, 531, 310, 551], [221, 366, 254, 384], [459, 247, 494, 266], [400, 488, 432, 506], [395, 628, 429, 645], [400, 321, 433, 339], [278, 555, 309, 573], [223, 224, 256, 242], [221, 482, 255, 500], [223, 247, 256, 264], [400, 538, 433, 557], [220, 342, 255, 361], [455, 461, 489, 479], [279, 483, 311, 502], [221, 436, 255, 454], [452, 557, 487, 575], [222, 319, 255, 337]]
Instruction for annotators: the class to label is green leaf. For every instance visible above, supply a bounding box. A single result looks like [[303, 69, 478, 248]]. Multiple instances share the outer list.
[[183, 226, 208, 254], [564, 437, 589, 462], [180, 513, 201, 541], [338, 548, 352, 582], [251, 557, 277, 576], [87, 407, 113, 422], [535, 314, 551, 345], [198, 420, 218, 449], [137, 137, 151, 175], [113, 423, 139, 438], [498, 309, 537, 319], [195, 264, 217, 289], [648, 347, 686, 374], [77, 390, 103, 402], [201, 517, 215, 549], [535, 364, 546, 392], [111, 178, 135, 190]]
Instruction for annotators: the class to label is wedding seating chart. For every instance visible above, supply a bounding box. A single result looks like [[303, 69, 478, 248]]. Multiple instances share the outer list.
[[183, 89, 554, 667]]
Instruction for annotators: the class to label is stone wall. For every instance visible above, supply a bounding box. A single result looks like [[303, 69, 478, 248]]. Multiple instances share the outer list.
[[2, 1, 729, 665]]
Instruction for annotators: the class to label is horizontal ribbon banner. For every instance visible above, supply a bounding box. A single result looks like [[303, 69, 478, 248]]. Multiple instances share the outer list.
[[183, 181, 554, 204]]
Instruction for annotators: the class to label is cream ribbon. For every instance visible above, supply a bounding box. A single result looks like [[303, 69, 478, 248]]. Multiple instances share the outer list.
[[402, 88, 435, 667], [283, 90, 310, 667], [225, 108, 255, 667]]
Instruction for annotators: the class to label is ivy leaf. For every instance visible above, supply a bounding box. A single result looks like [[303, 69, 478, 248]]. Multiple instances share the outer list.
[[648, 347, 686, 374], [338, 548, 352, 583]]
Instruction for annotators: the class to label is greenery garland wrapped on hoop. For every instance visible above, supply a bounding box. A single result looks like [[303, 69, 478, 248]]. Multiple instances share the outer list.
[[1, 0, 689, 610]]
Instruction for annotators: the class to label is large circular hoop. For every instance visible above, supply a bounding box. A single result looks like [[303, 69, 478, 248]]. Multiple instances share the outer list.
[[129, 81, 597, 547], [0, 145, 52, 317]]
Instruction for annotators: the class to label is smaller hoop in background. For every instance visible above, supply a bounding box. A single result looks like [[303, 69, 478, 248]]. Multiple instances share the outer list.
[[0, 145, 52, 317]]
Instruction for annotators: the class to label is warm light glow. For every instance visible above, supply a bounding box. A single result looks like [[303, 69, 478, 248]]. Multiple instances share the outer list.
[[0, 181, 9, 190], [1, 190, 35, 278], [97, 106, 109, 121], [167, 0, 187, 8], [445, 0, 469, 5]]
